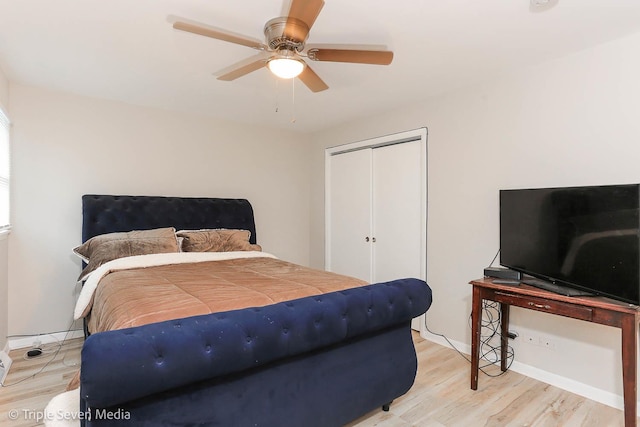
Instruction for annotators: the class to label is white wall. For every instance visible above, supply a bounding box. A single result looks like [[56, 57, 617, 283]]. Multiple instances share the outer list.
[[310, 31, 640, 407], [0, 66, 9, 352], [8, 84, 311, 336], [0, 68, 7, 108]]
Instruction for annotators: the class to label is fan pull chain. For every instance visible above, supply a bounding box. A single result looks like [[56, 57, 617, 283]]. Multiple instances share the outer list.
[[274, 78, 279, 113], [291, 77, 296, 123]]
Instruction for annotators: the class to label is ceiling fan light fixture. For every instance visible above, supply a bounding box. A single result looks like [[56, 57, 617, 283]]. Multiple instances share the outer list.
[[173, 0, 392, 92], [268, 51, 305, 79]]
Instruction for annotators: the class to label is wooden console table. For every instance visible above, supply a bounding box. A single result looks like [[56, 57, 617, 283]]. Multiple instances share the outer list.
[[470, 277, 640, 427]]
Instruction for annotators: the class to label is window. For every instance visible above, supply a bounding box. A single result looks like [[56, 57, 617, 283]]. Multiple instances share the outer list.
[[0, 107, 9, 230]]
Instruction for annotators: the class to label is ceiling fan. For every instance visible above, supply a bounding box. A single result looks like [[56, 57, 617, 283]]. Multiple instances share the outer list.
[[172, 0, 394, 93]]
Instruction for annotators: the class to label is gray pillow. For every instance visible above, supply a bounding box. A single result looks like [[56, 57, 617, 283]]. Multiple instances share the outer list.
[[176, 229, 262, 253], [73, 227, 180, 281]]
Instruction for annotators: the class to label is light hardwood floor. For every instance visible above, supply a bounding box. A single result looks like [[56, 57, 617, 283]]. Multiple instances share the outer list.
[[0, 339, 82, 427], [0, 334, 630, 426]]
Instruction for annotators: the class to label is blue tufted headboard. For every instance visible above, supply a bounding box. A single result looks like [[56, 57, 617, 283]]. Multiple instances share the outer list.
[[82, 194, 257, 244]]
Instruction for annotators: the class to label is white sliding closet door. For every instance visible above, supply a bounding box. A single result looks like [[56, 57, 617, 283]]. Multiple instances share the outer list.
[[372, 141, 423, 283], [327, 148, 372, 282], [326, 128, 428, 332]]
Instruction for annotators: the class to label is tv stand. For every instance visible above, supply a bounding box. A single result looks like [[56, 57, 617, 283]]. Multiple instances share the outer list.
[[470, 277, 640, 427], [521, 277, 594, 297]]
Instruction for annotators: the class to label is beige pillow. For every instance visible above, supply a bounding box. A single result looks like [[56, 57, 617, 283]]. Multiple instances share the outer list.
[[176, 229, 262, 253], [73, 227, 179, 281]]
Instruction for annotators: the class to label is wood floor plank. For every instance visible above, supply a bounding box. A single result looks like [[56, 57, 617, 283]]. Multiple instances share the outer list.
[[0, 341, 81, 427], [0, 333, 633, 426]]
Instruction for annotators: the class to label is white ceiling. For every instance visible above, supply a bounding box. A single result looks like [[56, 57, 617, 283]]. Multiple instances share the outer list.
[[1, 0, 640, 133]]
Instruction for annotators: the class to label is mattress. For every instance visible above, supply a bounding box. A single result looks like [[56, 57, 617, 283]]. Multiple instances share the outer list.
[[77, 252, 368, 334]]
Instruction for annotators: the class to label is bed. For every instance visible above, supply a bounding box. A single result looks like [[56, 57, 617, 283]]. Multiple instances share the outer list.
[[74, 194, 433, 426]]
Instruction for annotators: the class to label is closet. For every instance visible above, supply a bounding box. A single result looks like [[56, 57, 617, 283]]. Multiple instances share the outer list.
[[325, 128, 427, 330]]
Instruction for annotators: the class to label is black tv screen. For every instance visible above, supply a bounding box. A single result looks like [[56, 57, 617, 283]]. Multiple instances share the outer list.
[[500, 183, 640, 305]]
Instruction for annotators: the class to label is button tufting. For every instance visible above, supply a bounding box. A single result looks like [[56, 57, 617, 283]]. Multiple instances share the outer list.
[[79, 277, 431, 409]]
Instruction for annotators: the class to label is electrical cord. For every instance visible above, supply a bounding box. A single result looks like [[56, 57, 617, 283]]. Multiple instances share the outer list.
[[422, 247, 515, 377], [1, 320, 78, 387], [474, 301, 515, 373], [424, 308, 514, 378], [487, 248, 500, 268], [20, 332, 63, 361], [6, 327, 82, 339], [478, 247, 515, 372]]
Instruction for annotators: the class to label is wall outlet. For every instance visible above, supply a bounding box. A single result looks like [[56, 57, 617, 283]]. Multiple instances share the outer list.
[[521, 332, 556, 350], [523, 333, 538, 346]]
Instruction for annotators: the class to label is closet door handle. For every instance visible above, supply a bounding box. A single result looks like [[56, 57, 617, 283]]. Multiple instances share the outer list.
[[372, 237, 376, 243], [365, 237, 370, 242]]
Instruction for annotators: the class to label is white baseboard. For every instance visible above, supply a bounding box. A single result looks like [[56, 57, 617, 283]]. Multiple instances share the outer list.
[[509, 359, 624, 409], [420, 330, 628, 411], [7, 329, 84, 351]]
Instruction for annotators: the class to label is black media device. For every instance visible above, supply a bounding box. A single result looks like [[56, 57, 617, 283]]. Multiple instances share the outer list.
[[500, 183, 640, 305], [484, 266, 522, 280]]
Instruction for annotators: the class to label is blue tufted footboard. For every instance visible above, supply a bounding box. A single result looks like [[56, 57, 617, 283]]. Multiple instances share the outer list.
[[80, 278, 432, 426]]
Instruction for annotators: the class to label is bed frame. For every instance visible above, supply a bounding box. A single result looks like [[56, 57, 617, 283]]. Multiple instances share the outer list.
[[78, 194, 432, 426]]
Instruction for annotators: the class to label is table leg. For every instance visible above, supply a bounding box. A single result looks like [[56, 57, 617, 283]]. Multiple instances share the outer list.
[[500, 303, 510, 372], [621, 314, 638, 427], [471, 285, 483, 390]]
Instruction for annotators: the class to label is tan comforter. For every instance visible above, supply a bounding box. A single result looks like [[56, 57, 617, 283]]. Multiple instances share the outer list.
[[86, 254, 368, 334], [68, 253, 367, 391]]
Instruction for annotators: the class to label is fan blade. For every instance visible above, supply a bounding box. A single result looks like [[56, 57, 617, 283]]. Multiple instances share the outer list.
[[298, 63, 328, 92], [216, 54, 268, 81], [284, 0, 324, 40], [173, 20, 266, 50], [307, 48, 393, 65]]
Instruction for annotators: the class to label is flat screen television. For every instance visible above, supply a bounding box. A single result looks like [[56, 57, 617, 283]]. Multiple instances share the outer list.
[[500, 183, 640, 305]]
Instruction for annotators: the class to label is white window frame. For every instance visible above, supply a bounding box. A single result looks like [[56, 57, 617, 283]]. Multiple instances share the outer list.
[[0, 105, 10, 237]]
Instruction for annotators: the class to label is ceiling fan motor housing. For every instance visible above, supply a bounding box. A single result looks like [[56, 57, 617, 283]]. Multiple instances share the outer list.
[[264, 17, 308, 52], [172, 0, 392, 93]]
